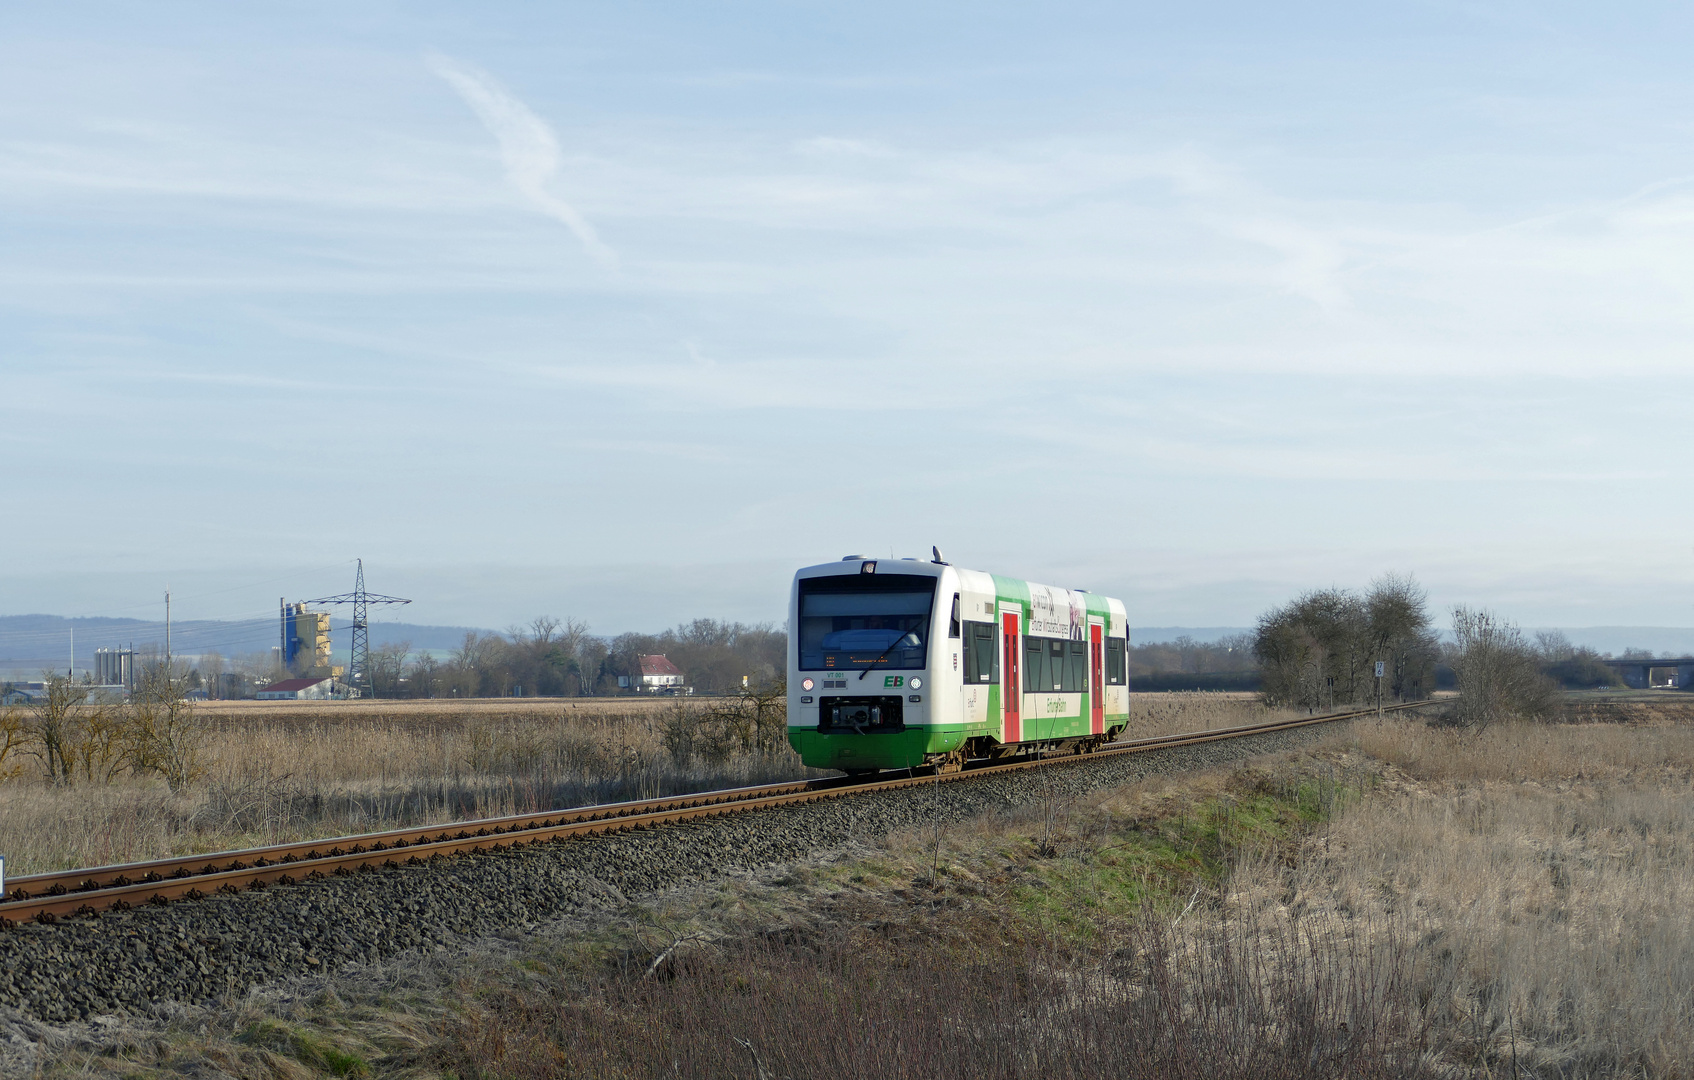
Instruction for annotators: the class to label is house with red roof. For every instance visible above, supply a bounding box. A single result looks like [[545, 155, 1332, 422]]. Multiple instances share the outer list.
[[637, 654, 688, 694]]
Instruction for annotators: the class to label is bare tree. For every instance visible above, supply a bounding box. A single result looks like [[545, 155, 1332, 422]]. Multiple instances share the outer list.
[[1450, 607, 1561, 730], [198, 650, 227, 698], [409, 652, 443, 697], [0, 703, 27, 781], [23, 672, 95, 785], [1362, 573, 1439, 700], [1254, 589, 1364, 709], [367, 640, 412, 698], [128, 665, 207, 791], [675, 680, 790, 766], [1534, 630, 1575, 663]]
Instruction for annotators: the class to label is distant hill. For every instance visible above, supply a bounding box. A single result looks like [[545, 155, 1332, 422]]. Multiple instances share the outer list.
[[0, 614, 493, 679]]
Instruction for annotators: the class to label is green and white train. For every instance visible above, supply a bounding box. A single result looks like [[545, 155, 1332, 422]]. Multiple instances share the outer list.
[[787, 553, 1130, 775]]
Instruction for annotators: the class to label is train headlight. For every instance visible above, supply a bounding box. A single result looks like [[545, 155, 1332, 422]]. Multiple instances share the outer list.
[[801, 678, 815, 692], [909, 677, 922, 689]]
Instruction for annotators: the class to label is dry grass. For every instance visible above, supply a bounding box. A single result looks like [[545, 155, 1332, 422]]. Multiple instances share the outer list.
[[434, 920, 1435, 1080], [199, 689, 1280, 735], [1202, 718, 1694, 1077], [1121, 690, 1298, 739], [0, 701, 812, 876], [1351, 712, 1694, 784], [194, 695, 664, 724], [0, 691, 1284, 878]]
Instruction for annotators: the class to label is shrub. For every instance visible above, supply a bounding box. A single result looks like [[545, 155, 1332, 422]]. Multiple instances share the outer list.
[[1449, 607, 1562, 728]]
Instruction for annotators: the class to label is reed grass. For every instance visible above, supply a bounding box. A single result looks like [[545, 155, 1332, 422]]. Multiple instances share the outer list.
[[1225, 718, 1694, 1076], [0, 693, 1287, 878], [0, 704, 804, 876]]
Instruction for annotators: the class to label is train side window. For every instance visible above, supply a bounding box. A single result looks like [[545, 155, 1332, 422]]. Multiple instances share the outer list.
[[1025, 638, 1045, 694], [962, 621, 998, 683], [1107, 637, 1127, 685], [1048, 639, 1066, 691], [949, 594, 961, 638], [1066, 640, 1086, 692]]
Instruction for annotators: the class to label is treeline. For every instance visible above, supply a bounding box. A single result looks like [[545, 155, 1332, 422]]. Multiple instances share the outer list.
[[366, 617, 785, 699], [1250, 574, 1629, 719], [1128, 634, 1258, 691], [1129, 635, 1255, 677], [145, 598, 1647, 706], [1532, 630, 1631, 689], [0, 667, 205, 788]]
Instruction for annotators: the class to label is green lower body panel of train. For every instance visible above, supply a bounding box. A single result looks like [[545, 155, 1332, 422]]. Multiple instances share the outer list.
[[788, 726, 969, 771], [788, 715, 1124, 771]]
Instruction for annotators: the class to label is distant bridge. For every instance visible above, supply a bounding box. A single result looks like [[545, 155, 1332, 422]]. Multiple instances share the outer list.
[[1602, 657, 1694, 689]]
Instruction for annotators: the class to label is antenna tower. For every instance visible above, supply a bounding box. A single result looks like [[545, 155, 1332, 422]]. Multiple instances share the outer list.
[[307, 559, 411, 698]]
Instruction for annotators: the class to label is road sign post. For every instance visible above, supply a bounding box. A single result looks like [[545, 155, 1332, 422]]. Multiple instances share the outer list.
[[1374, 660, 1386, 716]]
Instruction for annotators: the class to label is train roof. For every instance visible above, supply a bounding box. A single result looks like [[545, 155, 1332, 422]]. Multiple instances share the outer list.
[[793, 557, 1128, 628]]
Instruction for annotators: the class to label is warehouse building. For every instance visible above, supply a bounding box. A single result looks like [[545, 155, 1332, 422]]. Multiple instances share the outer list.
[[255, 676, 337, 701]]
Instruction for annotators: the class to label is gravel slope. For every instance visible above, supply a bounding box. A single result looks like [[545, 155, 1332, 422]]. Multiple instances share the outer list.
[[0, 721, 1346, 1022]]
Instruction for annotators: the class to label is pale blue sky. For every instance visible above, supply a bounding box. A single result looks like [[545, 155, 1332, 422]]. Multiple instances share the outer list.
[[4, 2, 1693, 634]]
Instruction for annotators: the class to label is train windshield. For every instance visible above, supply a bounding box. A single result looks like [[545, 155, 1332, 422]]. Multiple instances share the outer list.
[[797, 574, 936, 672]]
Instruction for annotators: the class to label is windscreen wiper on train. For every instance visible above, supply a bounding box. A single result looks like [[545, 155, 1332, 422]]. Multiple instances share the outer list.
[[858, 631, 917, 680]]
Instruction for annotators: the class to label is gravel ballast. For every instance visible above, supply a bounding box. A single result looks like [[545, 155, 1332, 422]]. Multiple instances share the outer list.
[[0, 721, 1348, 1021]]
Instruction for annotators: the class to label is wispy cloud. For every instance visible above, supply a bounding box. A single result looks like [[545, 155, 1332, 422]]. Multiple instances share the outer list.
[[427, 53, 617, 267]]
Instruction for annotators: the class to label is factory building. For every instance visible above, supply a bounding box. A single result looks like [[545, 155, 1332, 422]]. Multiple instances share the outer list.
[[281, 601, 343, 680]]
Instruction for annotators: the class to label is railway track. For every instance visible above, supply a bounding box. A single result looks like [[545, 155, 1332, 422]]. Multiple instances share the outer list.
[[0, 699, 1435, 929]]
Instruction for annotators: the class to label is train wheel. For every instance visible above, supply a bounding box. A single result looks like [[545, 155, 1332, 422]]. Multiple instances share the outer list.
[[926, 750, 965, 775]]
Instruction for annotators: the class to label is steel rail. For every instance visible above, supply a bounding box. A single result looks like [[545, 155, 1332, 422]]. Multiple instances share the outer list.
[[0, 698, 1436, 928], [1, 777, 845, 905]]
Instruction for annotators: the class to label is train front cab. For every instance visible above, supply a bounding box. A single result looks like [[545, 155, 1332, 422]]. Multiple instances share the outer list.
[[787, 559, 955, 774]]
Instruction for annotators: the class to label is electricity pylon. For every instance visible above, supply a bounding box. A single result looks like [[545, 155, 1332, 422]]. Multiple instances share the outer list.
[[308, 559, 411, 698]]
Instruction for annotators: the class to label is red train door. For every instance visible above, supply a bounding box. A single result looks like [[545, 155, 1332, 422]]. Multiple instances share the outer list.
[[1002, 611, 1021, 743], [1090, 623, 1105, 735]]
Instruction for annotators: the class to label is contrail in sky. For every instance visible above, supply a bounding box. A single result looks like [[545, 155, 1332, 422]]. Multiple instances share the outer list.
[[428, 53, 616, 266]]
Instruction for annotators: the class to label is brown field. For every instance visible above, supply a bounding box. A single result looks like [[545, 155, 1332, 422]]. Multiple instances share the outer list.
[[0, 691, 1280, 877], [194, 695, 669, 724], [193, 689, 1277, 731]]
